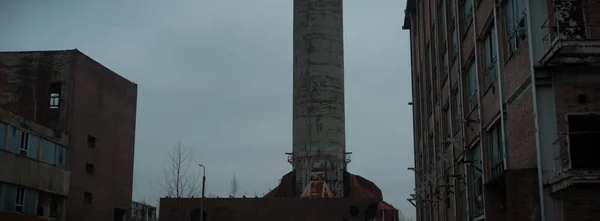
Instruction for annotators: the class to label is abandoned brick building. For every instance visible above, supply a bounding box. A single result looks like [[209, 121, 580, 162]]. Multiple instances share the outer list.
[[0, 49, 138, 221], [402, 0, 600, 220]]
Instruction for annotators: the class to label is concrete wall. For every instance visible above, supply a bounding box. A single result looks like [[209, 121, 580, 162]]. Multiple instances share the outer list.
[[65, 51, 137, 221], [0, 151, 70, 195], [292, 0, 347, 197]]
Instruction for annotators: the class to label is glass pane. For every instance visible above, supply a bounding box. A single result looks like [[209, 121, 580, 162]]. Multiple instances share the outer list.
[[0, 123, 6, 150], [41, 139, 56, 165], [2, 184, 16, 211], [55, 145, 67, 168], [24, 188, 37, 215], [27, 134, 40, 160], [9, 127, 21, 154]]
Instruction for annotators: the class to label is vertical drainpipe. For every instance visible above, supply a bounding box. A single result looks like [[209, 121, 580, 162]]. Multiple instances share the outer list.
[[524, 0, 558, 220], [491, 0, 509, 190], [469, 0, 486, 220], [432, 2, 440, 220], [490, 1, 509, 219], [451, 0, 465, 219]]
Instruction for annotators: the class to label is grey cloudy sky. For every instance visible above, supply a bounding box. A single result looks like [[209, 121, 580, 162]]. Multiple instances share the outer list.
[[0, 0, 415, 218]]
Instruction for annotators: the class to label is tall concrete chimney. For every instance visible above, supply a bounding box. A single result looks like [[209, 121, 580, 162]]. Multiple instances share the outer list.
[[291, 0, 346, 197]]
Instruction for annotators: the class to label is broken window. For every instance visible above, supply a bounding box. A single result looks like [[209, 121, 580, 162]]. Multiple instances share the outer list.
[[86, 163, 95, 175], [568, 114, 600, 168], [49, 83, 62, 109], [88, 135, 96, 148], [84, 192, 93, 204]]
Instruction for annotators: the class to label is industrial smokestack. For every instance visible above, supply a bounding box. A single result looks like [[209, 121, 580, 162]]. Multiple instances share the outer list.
[[291, 0, 346, 197]]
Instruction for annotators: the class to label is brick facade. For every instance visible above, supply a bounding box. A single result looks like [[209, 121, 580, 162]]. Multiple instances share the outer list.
[[403, 0, 600, 220]]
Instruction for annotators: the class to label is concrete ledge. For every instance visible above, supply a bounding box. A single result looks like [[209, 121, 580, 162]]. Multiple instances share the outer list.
[[548, 169, 600, 193], [0, 150, 69, 195]]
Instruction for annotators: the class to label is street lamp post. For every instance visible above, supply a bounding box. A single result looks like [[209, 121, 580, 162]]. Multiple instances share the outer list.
[[198, 164, 206, 221]]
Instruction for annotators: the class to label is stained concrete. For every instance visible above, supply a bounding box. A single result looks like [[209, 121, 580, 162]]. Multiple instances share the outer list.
[[292, 0, 346, 197]]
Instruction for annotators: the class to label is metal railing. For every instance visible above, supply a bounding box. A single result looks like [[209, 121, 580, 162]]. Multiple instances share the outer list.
[[541, 0, 600, 52]]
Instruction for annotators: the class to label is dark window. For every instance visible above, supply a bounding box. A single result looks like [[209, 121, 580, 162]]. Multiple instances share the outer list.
[[86, 163, 95, 175], [466, 60, 478, 111], [15, 187, 25, 212], [114, 208, 127, 221], [504, 0, 526, 55], [84, 192, 93, 204], [568, 114, 600, 169], [87, 135, 96, 148], [489, 122, 505, 178], [49, 83, 62, 109], [483, 23, 498, 89]]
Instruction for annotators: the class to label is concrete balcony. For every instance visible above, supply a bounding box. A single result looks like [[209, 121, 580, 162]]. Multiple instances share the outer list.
[[539, 0, 600, 67], [548, 169, 600, 193], [0, 150, 70, 196]]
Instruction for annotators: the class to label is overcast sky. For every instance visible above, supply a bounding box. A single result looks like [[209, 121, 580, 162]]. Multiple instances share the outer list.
[[0, 0, 415, 218]]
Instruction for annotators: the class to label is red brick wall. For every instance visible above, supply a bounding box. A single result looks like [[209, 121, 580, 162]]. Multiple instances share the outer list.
[[553, 72, 600, 168], [505, 169, 540, 221], [483, 185, 506, 221], [563, 185, 600, 221], [505, 87, 537, 169]]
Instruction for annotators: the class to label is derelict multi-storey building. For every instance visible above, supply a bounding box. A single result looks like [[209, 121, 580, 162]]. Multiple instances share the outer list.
[[403, 0, 600, 220], [0, 49, 138, 221]]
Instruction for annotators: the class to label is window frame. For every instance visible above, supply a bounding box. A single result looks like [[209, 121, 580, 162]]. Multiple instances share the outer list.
[[466, 59, 478, 112], [15, 187, 25, 212], [462, 0, 474, 30], [49, 83, 62, 109], [504, 0, 526, 56], [483, 23, 498, 90]]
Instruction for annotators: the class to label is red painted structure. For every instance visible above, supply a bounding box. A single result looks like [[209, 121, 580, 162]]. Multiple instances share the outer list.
[[266, 171, 400, 221]]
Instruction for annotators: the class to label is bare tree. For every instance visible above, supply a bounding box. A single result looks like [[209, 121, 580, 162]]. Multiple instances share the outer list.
[[162, 141, 201, 198], [161, 141, 201, 221], [230, 174, 238, 197]]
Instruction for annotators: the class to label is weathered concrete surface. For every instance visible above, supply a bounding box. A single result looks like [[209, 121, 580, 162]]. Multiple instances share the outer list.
[[159, 197, 381, 221], [292, 0, 346, 197], [0, 108, 69, 145], [0, 151, 70, 195]]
